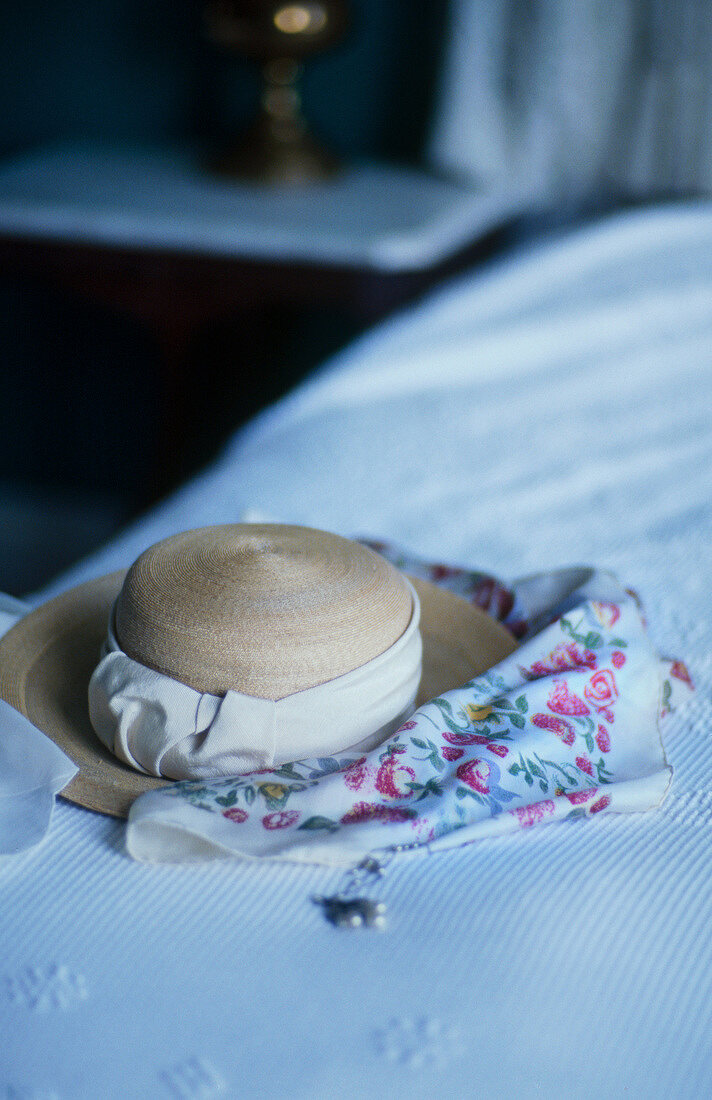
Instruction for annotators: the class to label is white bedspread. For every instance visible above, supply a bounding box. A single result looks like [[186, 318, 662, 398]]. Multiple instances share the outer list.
[[5, 202, 712, 1098]]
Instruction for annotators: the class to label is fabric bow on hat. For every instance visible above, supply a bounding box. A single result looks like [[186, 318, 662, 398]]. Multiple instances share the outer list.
[[127, 553, 691, 866]]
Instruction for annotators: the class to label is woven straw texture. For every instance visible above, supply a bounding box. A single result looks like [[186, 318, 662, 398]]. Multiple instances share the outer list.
[[115, 524, 413, 697]]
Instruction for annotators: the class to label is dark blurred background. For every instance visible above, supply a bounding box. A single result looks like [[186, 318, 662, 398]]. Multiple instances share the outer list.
[[4, 1, 710, 594], [0, 1, 449, 592]]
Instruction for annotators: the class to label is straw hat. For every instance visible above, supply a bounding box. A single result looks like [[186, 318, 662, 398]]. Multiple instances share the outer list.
[[0, 524, 516, 818]]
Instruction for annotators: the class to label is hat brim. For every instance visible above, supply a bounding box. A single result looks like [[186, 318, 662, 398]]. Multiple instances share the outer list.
[[0, 571, 517, 818]]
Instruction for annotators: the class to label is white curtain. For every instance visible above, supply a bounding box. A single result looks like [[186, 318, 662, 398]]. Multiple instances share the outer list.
[[429, 0, 712, 207]]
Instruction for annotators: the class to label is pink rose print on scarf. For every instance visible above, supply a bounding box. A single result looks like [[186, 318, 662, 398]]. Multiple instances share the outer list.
[[341, 802, 416, 826], [409, 817, 436, 844], [442, 746, 465, 761], [262, 810, 300, 829], [590, 795, 611, 813], [456, 758, 493, 794], [512, 800, 555, 827], [595, 725, 611, 753], [373, 540, 515, 622], [469, 576, 515, 621], [576, 755, 594, 776], [532, 713, 576, 746], [429, 562, 465, 582], [487, 743, 509, 758], [670, 661, 694, 689], [344, 756, 370, 791], [521, 642, 597, 681], [590, 602, 621, 628], [611, 651, 626, 669], [375, 756, 416, 799], [564, 788, 597, 805], [442, 729, 509, 756], [443, 730, 490, 747], [584, 669, 618, 722], [456, 758, 516, 805], [547, 680, 590, 716], [222, 807, 248, 823]]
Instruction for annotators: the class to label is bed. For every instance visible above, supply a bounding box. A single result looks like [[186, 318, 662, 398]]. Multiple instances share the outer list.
[[3, 201, 712, 1098]]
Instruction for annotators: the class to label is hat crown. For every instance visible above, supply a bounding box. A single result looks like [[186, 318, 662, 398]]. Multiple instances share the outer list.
[[114, 524, 413, 698]]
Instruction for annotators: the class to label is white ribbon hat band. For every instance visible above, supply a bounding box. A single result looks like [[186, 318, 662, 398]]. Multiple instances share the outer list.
[[88, 581, 422, 780]]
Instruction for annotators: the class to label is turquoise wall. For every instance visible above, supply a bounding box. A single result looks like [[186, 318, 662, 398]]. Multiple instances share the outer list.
[[0, 3, 451, 503], [0, 2, 452, 589], [0, 1, 448, 162], [0, 3, 450, 502]]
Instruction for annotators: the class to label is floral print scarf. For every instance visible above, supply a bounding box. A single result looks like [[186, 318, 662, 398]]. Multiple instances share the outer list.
[[126, 546, 693, 866]]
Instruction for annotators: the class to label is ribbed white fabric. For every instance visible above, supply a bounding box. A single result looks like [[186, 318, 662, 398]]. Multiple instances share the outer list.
[[88, 582, 422, 779]]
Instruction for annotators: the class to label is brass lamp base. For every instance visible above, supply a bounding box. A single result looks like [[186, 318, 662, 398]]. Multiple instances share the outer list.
[[211, 125, 340, 185], [210, 58, 339, 184], [204, 2, 348, 186]]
